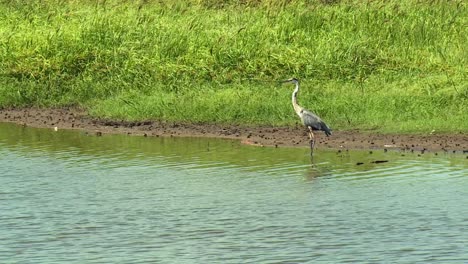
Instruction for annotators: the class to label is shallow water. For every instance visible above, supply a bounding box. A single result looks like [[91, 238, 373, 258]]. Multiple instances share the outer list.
[[1, 122, 467, 263]]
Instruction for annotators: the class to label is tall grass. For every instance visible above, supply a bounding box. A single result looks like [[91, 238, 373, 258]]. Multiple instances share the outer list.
[[0, 0, 466, 132]]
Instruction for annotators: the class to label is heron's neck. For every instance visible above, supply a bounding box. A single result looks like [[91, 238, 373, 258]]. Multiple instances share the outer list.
[[291, 83, 302, 116]]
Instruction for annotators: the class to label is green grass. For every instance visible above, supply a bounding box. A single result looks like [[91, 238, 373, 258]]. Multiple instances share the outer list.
[[0, 0, 467, 133]]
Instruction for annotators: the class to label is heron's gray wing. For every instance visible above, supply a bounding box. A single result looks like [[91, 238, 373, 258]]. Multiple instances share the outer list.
[[301, 109, 332, 135], [301, 109, 322, 128]]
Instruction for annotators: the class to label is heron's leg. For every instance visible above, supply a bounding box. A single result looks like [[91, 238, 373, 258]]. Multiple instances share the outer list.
[[308, 126, 315, 154], [308, 127, 315, 143]]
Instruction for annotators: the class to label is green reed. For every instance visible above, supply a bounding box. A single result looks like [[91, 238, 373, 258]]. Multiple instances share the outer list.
[[0, 0, 466, 132]]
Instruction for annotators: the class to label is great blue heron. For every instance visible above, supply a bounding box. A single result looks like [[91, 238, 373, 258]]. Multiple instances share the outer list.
[[282, 77, 332, 153]]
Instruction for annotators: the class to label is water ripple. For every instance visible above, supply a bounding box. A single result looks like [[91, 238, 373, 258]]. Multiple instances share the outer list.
[[1, 123, 468, 263]]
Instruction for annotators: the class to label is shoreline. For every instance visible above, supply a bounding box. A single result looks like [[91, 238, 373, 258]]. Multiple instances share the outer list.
[[1, 107, 467, 153]]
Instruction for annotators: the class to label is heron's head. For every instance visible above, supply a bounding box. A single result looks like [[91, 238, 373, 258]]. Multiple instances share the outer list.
[[282, 78, 299, 85]]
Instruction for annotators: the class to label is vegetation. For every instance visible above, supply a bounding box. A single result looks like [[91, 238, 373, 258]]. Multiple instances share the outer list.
[[0, 0, 466, 133]]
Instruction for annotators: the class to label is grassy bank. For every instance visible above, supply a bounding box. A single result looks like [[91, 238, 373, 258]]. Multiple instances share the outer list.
[[0, 0, 466, 133]]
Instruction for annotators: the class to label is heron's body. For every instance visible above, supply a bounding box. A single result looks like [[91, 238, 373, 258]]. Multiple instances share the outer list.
[[291, 82, 332, 136], [284, 77, 332, 154]]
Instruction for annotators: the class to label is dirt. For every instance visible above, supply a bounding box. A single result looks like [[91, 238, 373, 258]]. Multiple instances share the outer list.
[[1, 107, 467, 154]]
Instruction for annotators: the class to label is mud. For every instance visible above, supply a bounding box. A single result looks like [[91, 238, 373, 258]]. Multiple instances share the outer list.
[[1, 107, 467, 154]]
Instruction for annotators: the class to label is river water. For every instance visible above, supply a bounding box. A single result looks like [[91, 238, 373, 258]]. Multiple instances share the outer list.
[[1, 122, 467, 263]]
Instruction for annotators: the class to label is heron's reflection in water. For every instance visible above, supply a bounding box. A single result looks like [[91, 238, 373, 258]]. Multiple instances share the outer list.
[[304, 159, 333, 181]]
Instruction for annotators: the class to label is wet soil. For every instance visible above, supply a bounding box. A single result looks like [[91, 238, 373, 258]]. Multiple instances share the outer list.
[[1, 107, 467, 154]]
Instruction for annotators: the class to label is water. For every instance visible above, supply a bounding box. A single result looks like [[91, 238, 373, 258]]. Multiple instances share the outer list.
[[1, 122, 467, 264]]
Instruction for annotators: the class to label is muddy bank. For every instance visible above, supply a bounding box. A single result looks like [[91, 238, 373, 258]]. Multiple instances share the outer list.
[[1, 107, 467, 153]]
